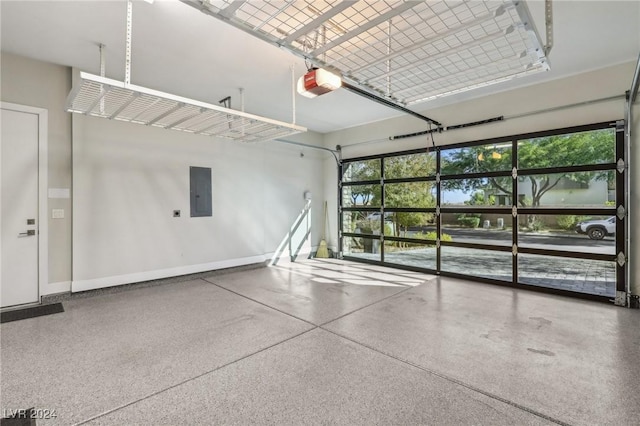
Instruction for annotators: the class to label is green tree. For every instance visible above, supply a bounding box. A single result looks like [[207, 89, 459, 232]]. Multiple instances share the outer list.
[[466, 190, 495, 206], [375, 153, 436, 239], [441, 129, 614, 215], [516, 130, 613, 207], [343, 160, 380, 208]]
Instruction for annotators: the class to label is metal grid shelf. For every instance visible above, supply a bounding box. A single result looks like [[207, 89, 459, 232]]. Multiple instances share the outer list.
[[184, 0, 549, 106], [66, 71, 306, 143]]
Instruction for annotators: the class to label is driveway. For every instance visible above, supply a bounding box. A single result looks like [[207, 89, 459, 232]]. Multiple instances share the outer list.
[[347, 229, 616, 297]]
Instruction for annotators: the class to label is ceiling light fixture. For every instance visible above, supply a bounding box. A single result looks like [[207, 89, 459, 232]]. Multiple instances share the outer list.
[[296, 67, 342, 98]]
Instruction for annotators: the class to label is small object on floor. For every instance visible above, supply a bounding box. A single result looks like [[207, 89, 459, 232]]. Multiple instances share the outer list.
[[316, 201, 329, 258], [1, 303, 64, 324], [316, 240, 329, 258]]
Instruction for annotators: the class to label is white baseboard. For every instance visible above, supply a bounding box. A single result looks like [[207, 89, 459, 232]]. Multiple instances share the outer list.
[[41, 281, 72, 296], [71, 255, 267, 293]]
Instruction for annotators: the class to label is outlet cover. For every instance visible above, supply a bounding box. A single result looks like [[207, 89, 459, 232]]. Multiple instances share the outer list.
[[52, 209, 65, 219]]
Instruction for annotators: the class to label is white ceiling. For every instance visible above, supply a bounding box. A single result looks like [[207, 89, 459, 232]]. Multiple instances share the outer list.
[[1, 1, 639, 134]]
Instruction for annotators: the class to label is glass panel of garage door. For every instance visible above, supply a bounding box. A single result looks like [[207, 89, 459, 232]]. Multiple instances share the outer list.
[[441, 142, 513, 175], [518, 253, 615, 297], [518, 128, 615, 169], [385, 182, 436, 208], [440, 176, 513, 246], [343, 159, 381, 182], [342, 184, 381, 207], [342, 211, 382, 236], [343, 236, 381, 262], [518, 214, 615, 255], [441, 216, 512, 247], [384, 152, 436, 179], [516, 171, 615, 208], [441, 177, 512, 207], [441, 246, 512, 282], [385, 213, 436, 239], [384, 240, 436, 271]]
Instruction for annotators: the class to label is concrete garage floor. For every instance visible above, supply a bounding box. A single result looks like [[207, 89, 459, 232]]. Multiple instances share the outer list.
[[1, 259, 639, 425]]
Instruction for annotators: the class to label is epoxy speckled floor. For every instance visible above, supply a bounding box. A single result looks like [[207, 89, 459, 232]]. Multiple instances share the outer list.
[[1, 258, 639, 425]]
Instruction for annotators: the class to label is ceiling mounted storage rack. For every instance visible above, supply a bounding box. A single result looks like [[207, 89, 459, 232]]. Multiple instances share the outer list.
[[66, 0, 305, 143], [66, 71, 306, 143], [182, 0, 550, 106]]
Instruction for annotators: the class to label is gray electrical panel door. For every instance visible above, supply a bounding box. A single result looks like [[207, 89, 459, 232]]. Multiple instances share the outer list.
[[190, 166, 212, 217]]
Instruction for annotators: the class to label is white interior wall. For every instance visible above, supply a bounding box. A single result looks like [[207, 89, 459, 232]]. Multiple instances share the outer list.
[[323, 61, 638, 296], [72, 115, 326, 291]]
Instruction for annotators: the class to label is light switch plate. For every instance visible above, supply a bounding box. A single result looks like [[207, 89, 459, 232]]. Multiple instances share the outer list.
[[52, 209, 65, 219]]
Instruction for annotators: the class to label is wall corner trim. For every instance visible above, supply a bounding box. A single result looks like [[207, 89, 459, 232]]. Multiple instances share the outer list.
[[41, 281, 72, 296]]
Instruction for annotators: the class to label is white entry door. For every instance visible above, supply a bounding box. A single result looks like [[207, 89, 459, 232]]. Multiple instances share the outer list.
[[1, 107, 41, 308]]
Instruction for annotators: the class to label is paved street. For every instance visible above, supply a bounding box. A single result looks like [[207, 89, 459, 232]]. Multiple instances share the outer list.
[[404, 226, 615, 255], [445, 227, 614, 255]]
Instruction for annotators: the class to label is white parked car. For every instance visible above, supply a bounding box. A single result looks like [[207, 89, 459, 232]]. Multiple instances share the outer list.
[[575, 216, 615, 240]]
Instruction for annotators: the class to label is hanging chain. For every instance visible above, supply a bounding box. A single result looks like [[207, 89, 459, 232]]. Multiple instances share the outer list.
[[99, 43, 106, 114], [544, 0, 553, 56]]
